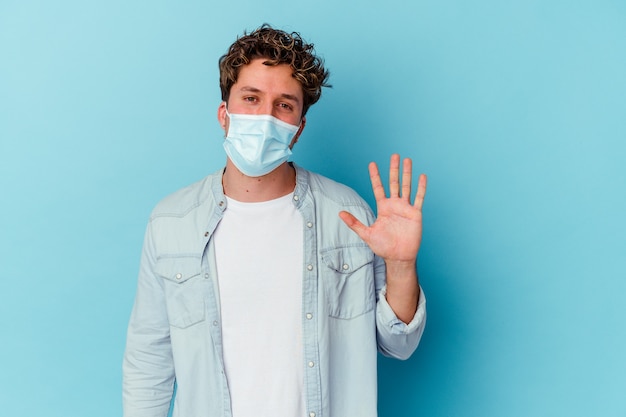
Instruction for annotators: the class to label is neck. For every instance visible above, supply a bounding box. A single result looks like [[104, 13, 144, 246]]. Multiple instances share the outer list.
[[222, 160, 296, 202]]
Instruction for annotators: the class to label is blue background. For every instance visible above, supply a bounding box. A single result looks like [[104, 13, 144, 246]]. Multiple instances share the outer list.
[[1, 0, 625, 416]]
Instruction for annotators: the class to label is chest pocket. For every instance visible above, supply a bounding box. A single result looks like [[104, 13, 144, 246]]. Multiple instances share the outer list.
[[155, 257, 206, 329], [321, 246, 375, 319]]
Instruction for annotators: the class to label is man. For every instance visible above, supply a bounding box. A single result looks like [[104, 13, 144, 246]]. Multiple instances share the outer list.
[[123, 24, 427, 417]]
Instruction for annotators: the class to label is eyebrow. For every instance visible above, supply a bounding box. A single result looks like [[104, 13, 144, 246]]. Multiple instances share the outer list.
[[280, 93, 301, 104], [238, 86, 301, 104]]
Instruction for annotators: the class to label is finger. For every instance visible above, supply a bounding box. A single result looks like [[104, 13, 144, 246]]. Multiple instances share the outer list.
[[413, 173, 427, 211], [339, 211, 369, 240], [369, 161, 386, 202], [401, 157, 412, 202], [389, 154, 401, 198]]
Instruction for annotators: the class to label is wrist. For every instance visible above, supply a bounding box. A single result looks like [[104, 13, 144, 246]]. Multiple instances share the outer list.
[[384, 258, 417, 279]]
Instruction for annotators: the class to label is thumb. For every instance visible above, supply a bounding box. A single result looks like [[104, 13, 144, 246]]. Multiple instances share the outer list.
[[339, 211, 369, 240]]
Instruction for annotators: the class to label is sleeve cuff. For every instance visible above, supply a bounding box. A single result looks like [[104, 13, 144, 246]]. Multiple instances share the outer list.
[[377, 284, 427, 335]]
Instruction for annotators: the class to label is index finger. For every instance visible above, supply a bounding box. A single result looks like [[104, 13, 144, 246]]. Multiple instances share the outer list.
[[368, 161, 386, 202]]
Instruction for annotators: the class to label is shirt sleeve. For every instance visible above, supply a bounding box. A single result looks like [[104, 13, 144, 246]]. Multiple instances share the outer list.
[[122, 221, 176, 417], [373, 254, 427, 360]]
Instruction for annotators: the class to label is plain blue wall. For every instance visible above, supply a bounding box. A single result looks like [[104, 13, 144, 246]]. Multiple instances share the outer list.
[[1, 0, 625, 416]]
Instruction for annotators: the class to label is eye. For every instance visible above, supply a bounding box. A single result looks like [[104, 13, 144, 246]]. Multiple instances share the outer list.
[[278, 102, 293, 111], [243, 96, 258, 103]]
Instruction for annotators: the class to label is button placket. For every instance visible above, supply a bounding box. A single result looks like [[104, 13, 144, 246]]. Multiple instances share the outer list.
[[298, 196, 320, 417]]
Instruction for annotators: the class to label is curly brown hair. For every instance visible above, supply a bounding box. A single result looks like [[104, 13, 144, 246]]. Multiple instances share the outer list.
[[219, 24, 331, 116]]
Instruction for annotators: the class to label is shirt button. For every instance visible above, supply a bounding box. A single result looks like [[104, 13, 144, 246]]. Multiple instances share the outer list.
[[204, 273, 209, 279], [308, 361, 315, 368], [175, 273, 182, 280], [342, 264, 349, 270], [213, 321, 218, 326], [307, 264, 313, 271], [306, 221, 313, 228], [293, 195, 300, 201], [306, 313, 313, 320], [309, 412, 316, 417]]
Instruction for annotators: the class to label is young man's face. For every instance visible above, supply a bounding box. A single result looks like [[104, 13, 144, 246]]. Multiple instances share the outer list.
[[218, 57, 306, 137]]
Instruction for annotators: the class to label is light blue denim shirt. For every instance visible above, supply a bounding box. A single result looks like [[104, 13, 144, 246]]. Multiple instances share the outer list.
[[123, 164, 426, 417]]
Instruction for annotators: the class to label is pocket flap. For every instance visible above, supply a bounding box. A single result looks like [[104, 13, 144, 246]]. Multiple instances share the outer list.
[[155, 257, 202, 283], [321, 246, 374, 273]]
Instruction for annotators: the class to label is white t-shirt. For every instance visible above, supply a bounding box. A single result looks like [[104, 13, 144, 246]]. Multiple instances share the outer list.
[[213, 192, 304, 417]]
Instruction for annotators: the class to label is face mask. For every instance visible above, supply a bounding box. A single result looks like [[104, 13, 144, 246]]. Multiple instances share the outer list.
[[223, 109, 301, 177]]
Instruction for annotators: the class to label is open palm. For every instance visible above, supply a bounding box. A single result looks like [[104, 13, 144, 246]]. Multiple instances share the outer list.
[[340, 154, 427, 264]]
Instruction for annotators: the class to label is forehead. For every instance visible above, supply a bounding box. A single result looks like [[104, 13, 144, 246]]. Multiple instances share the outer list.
[[233, 58, 303, 100]]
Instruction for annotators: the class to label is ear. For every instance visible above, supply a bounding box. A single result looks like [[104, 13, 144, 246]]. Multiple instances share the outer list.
[[217, 101, 228, 133], [289, 116, 306, 148]]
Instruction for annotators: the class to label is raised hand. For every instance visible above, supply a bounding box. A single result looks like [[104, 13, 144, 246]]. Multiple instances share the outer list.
[[339, 154, 427, 265]]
